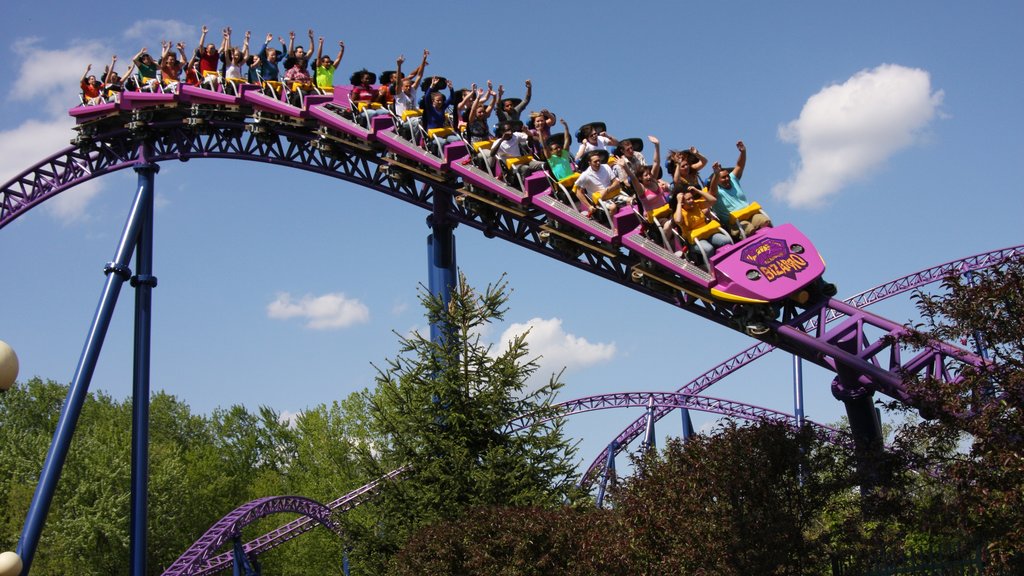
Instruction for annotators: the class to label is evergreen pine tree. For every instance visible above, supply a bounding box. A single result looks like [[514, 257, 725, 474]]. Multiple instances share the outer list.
[[353, 273, 582, 571]]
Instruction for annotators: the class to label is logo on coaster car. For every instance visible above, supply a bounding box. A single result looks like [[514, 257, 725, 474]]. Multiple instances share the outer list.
[[740, 237, 808, 282]]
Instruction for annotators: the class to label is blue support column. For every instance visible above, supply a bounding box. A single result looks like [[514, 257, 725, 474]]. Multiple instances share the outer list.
[[427, 188, 457, 344], [595, 440, 617, 508], [680, 408, 695, 441], [232, 535, 257, 576], [16, 153, 155, 575], [129, 159, 158, 576], [641, 396, 657, 453]]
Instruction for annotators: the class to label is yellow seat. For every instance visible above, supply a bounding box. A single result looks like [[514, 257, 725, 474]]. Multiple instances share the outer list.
[[505, 155, 534, 169], [354, 101, 382, 112], [401, 109, 422, 120], [558, 173, 580, 189], [473, 139, 493, 152], [318, 85, 334, 93], [648, 204, 671, 222], [263, 80, 283, 91], [289, 81, 314, 91], [684, 221, 723, 243], [729, 201, 763, 223], [427, 127, 454, 138]]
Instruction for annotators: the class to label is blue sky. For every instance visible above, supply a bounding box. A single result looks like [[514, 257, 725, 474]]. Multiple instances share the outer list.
[[1, 0, 1022, 476]]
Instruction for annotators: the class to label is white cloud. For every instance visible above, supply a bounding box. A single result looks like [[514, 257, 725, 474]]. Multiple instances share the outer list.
[[46, 181, 103, 223], [698, 419, 722, 436], [155, 192, 171, 210], [0, 116, 105, 224], [2, 37, 119, 224], [122, 19, 195, 45], [498, 317, 616, 385], [279, 410, 301, 428], [0, 117, 75, 182], [267, 292, 370, 330], [773, 64, 943, 208], [10, 37, 112, 115]]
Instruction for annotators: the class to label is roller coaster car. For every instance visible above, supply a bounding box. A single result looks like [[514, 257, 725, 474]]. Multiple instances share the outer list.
[[705, 224, 826, 304]]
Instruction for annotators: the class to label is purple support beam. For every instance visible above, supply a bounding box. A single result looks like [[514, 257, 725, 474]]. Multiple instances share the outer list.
[[580, 246, 1023, 487]]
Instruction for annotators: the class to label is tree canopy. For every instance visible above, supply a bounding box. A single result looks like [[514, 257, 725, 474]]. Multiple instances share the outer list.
[[888, 255, 1024, 572], [2, 260, 1021, 574]]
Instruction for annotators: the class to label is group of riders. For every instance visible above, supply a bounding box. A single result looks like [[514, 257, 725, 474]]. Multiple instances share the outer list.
[[78, 27, 771, 265]]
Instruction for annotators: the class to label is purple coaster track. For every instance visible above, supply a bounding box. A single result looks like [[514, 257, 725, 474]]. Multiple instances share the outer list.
[[580, 245, 1024, 486], [159, 495, 341, 576], [2, 95, 1000, 573], [177, 466, 406, 576], [169, 393, 828, 573], [505, 391, 847, 446], [0, 100, 986, 406]]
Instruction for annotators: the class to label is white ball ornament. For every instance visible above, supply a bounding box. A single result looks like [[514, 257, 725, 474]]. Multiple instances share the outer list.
[[0, 341, 19, 392], [0, 551, 23, 576]]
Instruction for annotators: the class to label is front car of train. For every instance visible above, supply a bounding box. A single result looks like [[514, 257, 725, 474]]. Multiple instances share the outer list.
[[708, 224, 827, 304]]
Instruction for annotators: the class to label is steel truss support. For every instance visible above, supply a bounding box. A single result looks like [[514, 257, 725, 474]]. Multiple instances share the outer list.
[[793, 356, 805, 427], [17, 148, 157, 576], [231, 536, 258, 576], [681, 407, 695, 440], [130, 157, 159, 576], [581, 247, 1022, 487]]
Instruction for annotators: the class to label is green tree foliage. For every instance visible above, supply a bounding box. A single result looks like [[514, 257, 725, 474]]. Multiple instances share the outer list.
[[6, 260, 1017, 575], [889, 255, 1024, 572], [393, 421, 861, 575], [0, 274, 584, 576], [0, 379, 304, 575], [392, 416, 987, 575], [614, 421, 849, 575], [395, 505, 625, 576], [254, 396, 375, 576], [352, 273, 583, 572]]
